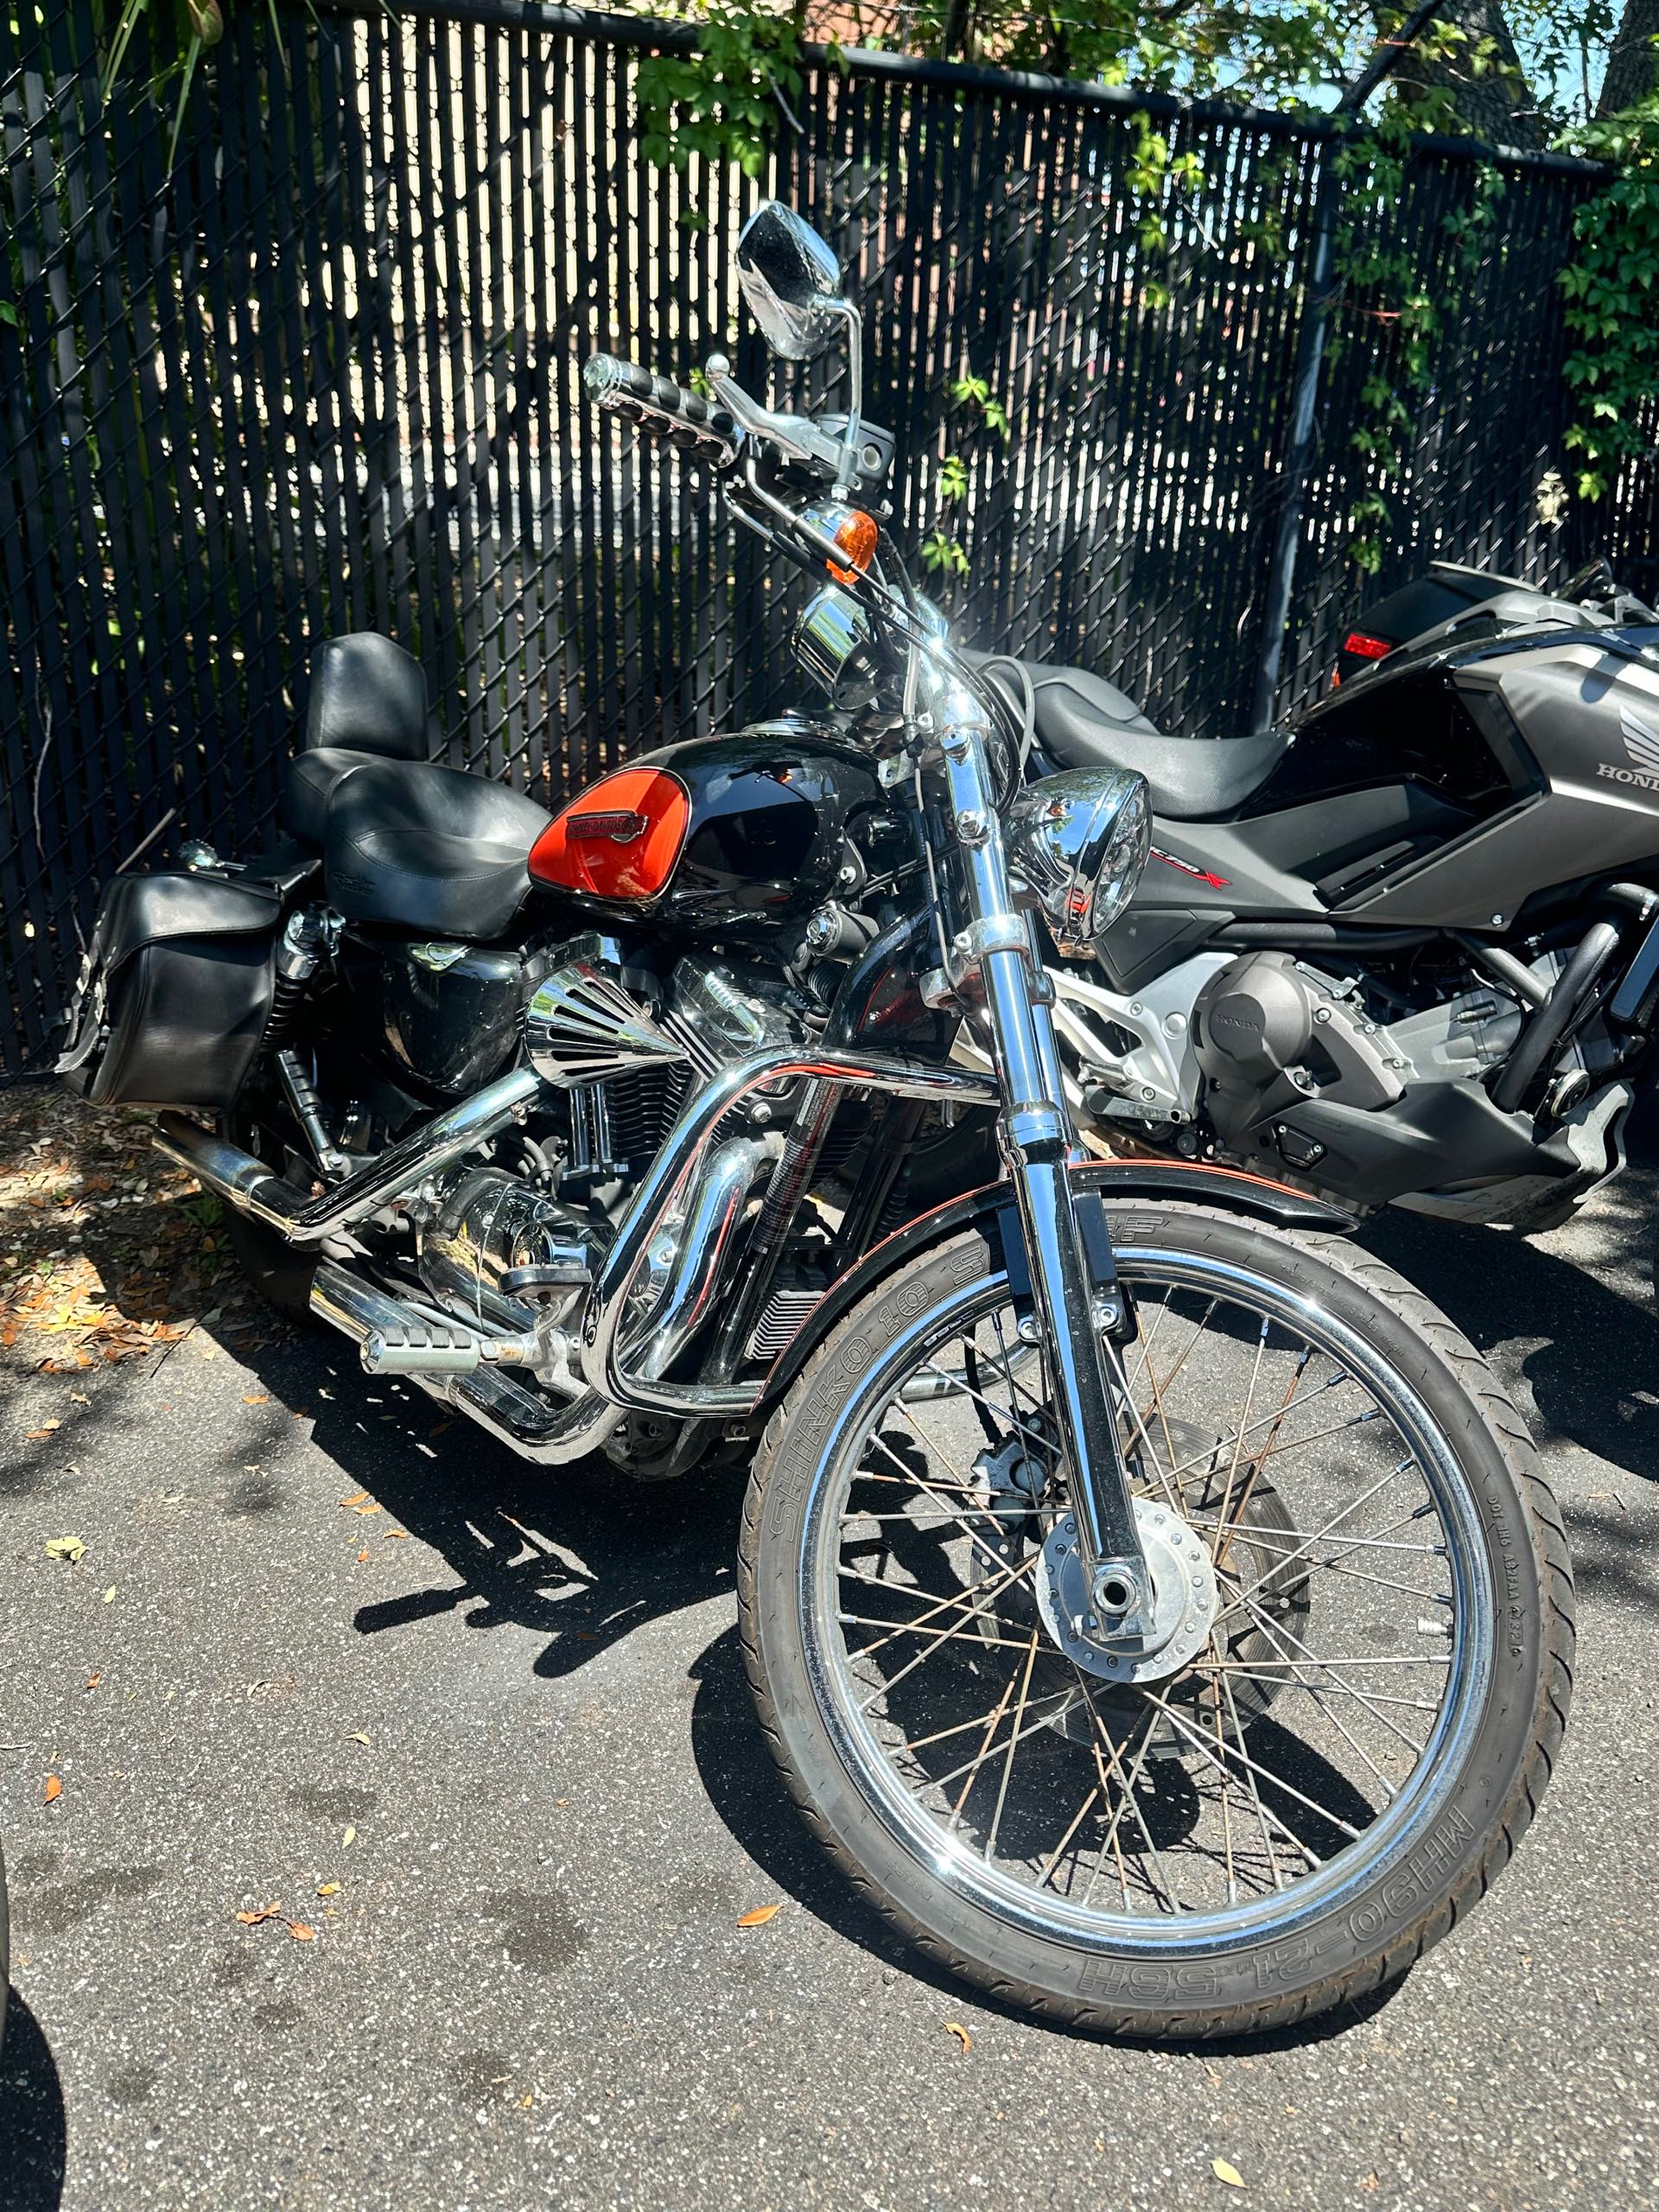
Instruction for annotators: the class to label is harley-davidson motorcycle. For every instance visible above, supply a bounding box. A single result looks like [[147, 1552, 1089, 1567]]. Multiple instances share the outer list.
[[57, 205, 1571, 2038], [945, 557, 1659, 1232]]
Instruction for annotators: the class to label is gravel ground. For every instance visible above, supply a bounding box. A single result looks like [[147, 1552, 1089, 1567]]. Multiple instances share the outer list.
[[3, 1147, 1657, 2211]]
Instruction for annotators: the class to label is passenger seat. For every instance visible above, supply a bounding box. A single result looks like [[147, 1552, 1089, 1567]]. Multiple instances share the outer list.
[[282, 632, 438, 845]]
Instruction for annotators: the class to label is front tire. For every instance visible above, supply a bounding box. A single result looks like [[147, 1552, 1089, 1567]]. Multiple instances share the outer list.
[[738, 1202, 1573, 2038]]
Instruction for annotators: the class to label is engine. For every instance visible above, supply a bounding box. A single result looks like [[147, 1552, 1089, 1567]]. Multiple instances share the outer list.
[[523, 933, 799, 1187], [398, 937, 813, 1438], [1190, 950, 1532, 1161], [1066, 942, 1629, 1226]]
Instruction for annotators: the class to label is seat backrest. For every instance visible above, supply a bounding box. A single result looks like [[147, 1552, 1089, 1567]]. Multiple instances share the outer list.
[[306, 632, 434, 760]]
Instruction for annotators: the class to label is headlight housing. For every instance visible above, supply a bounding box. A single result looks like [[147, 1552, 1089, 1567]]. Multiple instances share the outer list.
[[1003, 768, 1150, 954]]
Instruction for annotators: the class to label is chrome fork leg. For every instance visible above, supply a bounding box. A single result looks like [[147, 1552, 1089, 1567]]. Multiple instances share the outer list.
[[932, 693, 1149, 1623]]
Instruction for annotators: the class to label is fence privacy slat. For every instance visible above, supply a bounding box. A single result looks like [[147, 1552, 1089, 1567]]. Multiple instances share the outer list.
[[1, 0, 1650, 1073]]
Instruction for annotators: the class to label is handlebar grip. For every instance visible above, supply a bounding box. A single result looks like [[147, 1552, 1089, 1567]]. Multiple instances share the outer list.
[[582, 353, 735, 461]]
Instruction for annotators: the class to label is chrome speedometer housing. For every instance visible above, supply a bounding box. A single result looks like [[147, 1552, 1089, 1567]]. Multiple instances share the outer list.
[[1003, 767, 1151, 954]]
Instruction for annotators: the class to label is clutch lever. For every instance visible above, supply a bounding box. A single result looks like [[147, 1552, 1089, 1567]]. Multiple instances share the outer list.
[[704, 354, 848, 480]]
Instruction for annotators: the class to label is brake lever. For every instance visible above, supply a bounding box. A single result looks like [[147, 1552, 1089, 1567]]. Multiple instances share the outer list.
[[705, 354, 848, 479]]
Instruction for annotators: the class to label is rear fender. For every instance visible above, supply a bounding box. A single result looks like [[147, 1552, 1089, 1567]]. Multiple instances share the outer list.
[[756, 1160, 1353, 1408]]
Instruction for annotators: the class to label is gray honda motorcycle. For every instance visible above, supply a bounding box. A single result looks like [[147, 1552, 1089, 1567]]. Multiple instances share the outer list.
[[953, 560, 1659, 1236], [58, 204, 1571, 2038]]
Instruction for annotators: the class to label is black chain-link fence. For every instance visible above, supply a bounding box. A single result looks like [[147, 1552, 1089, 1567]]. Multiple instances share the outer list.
[[3, 0, 1649, 1073]]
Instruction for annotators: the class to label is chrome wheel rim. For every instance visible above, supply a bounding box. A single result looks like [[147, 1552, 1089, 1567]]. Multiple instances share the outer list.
[[798, 1242, 1495, 1952]]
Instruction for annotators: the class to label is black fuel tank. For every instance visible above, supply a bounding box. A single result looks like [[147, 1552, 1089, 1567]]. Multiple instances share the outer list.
[[639, 722, 903, 932]]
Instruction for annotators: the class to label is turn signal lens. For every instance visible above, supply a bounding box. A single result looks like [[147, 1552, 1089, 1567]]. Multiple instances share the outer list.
[[1341, 630, 1393, 663], [529, 767, 690, 904], [802, 499, 879, 586]]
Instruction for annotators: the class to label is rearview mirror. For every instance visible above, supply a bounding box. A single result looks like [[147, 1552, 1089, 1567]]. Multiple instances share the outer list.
[[736, 203, 847, 361]]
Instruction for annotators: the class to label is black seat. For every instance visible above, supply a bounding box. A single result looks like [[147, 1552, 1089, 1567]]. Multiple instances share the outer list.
[[984, 658, 1293, 821], [283, 633, 440, 845], [324, 760, 552, 939], [285, 746, 390, 844]]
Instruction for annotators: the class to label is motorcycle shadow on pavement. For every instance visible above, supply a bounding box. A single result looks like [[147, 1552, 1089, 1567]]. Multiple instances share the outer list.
[[1364, 1198, 1659, 1612], [269, 1340, 752, 1676], [0, 1994, 68, 2211]]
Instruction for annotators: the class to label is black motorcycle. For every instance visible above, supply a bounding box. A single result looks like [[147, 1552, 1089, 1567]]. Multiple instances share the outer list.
[[58, 204, 1572, 2039], [946, 556, 1659, 1233]]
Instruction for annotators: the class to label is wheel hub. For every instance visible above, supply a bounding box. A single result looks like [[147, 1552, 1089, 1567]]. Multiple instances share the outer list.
[[1034, 1494, 1218, 1686]]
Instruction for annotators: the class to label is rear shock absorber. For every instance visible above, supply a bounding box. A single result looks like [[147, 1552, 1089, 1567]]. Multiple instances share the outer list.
[[275, 1048, 351, 1182], [266, 908, 338, 1043]]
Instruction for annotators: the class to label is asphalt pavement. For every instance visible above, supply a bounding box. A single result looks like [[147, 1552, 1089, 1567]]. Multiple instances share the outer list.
[[3, 1173, 1658, 2210]]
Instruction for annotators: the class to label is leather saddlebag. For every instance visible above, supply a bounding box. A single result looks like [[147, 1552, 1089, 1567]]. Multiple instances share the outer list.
[[57, 873, 283, 1110]]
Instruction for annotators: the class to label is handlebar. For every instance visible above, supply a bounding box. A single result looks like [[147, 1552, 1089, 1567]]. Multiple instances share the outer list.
[[582, 354, 735, 464]]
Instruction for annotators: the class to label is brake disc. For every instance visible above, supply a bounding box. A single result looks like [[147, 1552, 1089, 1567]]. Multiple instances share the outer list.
[[965, 1419, 1313, 1757]]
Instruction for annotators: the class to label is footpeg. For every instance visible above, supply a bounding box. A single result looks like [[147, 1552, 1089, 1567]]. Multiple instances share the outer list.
[[360, 1315, 483, 1376], [310, 1262, 537, 1376]]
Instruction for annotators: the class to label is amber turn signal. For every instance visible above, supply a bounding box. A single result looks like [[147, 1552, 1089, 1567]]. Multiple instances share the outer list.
[[802, 499, 879, 587]]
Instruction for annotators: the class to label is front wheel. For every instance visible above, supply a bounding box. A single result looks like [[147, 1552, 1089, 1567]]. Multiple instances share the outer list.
[[738, 1201, 1573, 2038]]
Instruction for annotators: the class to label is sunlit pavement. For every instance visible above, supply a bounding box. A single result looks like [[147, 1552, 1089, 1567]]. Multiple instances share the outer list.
[[3, 1172, 1656, 2211]]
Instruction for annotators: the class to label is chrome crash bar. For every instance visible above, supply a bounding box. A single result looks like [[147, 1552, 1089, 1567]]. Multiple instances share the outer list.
[[579, 1046, 998, 1418]]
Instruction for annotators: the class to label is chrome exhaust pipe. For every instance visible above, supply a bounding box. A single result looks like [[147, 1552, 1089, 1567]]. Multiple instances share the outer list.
[[309, 1261, 620, 1465], [620, 1136, 768, 1384], [154, 1067, 542, 1244]]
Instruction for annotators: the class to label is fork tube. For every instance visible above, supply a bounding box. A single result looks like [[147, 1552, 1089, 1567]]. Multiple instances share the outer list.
[[981, 941, 1148, 1599], [930, 685, 1149, 1617]]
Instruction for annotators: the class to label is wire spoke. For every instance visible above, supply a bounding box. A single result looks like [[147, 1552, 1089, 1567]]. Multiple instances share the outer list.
[[1230, 1590, 1439, 1758], [818, 1268, 1469, 1931]]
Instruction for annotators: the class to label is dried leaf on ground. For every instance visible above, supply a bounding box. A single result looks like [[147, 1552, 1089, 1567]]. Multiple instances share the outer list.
[[43, 1535, 86, 1563], [345, 1731, 371, 1747], [316, 1883, 340, 1897], [0, 1090, 271, 1364], [341, 1825, 356, 1848], [85, 1672, 102, 1691], [42, 1774, 61, 1803], [943, 2020, 972, 2053], [735, 1904, 781, 1929], [287, 1922, 316, 1942], [1212, 2158, 1245, 2189], [102, 1585, 117, 1603], [339, 1491, 368, 1508], [236, 1903, 283, 1926], [241, 1394, 269, 1404]]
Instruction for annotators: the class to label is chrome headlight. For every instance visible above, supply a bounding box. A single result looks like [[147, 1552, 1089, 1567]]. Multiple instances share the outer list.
[[1003, 769, 1150, 954]]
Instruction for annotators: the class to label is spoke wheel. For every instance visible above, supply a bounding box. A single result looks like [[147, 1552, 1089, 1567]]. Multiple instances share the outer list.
[[738, 1201, 1573, 2037]]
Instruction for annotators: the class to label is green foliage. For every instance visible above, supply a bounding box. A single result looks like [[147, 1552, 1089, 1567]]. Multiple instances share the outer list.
[[634, 2, 804, 179], [919, 526, 970, 575], [1559, 91, 1659, 500], [1332, 112, 1506, 570], [925, 364, 1014, 580], [947, 372, 1010, 443]]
